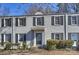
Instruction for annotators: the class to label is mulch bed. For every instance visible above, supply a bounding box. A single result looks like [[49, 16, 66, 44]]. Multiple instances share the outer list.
[[0, 49, 79, 55]]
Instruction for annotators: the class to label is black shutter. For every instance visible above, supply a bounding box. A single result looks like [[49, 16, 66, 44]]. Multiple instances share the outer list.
[[15, 34, 18, 43], [1, 34, 4, 45], [42, 17, 44, 26], [24, 18, 26, 26], [68, 33, 71, 40], [15, 18, 18, 26], [51, 33, 54, 39], [77, 16, 79, 26], [60, 16, 63, 25], [51, 16, 54, 25], [33, 17, 36, 26], [1, 19, 4, 27], [68, 16, 71, 25]]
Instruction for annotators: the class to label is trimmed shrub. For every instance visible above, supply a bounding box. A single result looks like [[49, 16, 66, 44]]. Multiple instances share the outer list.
[[46, 40, 56, 50], [4, 42, 12, 50], [46, 40, 74, 50], [65, 40, 74, 48], [57, 40, 66, 49]]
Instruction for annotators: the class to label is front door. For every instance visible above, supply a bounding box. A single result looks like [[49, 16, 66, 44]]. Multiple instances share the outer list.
[[36, 32, 42, 46]]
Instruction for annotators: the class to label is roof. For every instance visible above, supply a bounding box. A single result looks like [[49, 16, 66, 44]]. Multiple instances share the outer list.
[[0, 13, 79, 17]]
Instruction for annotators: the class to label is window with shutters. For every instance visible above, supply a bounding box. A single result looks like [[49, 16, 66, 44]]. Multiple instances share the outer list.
[[15, 18, 26, 26], [5, 34, 12, 42], [68, 33, 79, 41], [51, 16, 63, 25], [1, 18, 12, 27], [33, 17, 44, 26], [68, 16, 78, 25], [71, 16, 77, 25], [51, 33, 63, 40]]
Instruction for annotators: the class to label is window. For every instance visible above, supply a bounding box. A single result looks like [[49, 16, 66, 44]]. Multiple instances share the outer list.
[[33, 17, 44, 26], [68, 33, 79, 41], [68, 16, 78, 25], [55, 34, 60, 40], [19, 34, 26, 42], [1, 18, 12, 27], [19, 18, 26, 26], [51, 33, 63, 40], [55, 17, 60, 25], [5, 18, 12, 26], [72, 16, 77, 25], [15, 18, 26, 26], [51, 16, 63, 25], [5, 34, 11, 42]]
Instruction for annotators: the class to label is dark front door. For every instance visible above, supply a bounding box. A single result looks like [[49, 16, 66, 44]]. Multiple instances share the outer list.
[[36, 33, 42, 45]]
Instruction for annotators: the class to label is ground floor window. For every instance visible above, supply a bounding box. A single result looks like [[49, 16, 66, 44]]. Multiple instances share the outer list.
[[51, 33, 63, 40], [1, 34, 12, 43], [15, 34, 26, 43], [68, 33, 79, 41], [5, 34, 11, 42]]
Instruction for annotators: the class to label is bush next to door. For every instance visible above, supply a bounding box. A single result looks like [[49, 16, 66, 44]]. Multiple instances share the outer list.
[[46, 40, 74, 50]]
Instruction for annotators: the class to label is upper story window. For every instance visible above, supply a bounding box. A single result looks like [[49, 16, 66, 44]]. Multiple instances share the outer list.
[[51, 16, 63, 25], [15, 17, 26, 26], [68, 16, 78, 25], [33, 17, 44, 26], [1, 18, 12, 27]]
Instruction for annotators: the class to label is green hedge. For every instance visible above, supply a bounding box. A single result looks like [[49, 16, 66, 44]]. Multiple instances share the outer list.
[[46, 40, 74, 50]]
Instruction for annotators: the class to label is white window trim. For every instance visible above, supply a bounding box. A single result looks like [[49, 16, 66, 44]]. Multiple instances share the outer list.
[[54, 16, 64, 25], [54, 33, 63, 40], [35, 17, 44, 26], [71, 16, 78, 25]]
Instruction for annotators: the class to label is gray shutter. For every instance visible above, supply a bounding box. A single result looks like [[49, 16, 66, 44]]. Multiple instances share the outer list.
[[68, 16, 71, 25], [33, 17, 36, 26], [68, 33, 71, 40], [77, 16, 79, 26], [60, 16, 63, 25], [51, 16, 54, 25], [51, 33, 54, 39]]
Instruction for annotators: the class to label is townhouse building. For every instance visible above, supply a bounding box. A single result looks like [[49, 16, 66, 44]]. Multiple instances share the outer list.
[[0, 12, 79, 47]]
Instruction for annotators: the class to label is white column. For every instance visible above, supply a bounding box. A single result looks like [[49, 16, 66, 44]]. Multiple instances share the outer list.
[[4, 34, 6, 42], [4, 18, 5, 27], [33, 32, 36, 47], [12, 18, 15, 43], [66, 14, 68, 40]]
